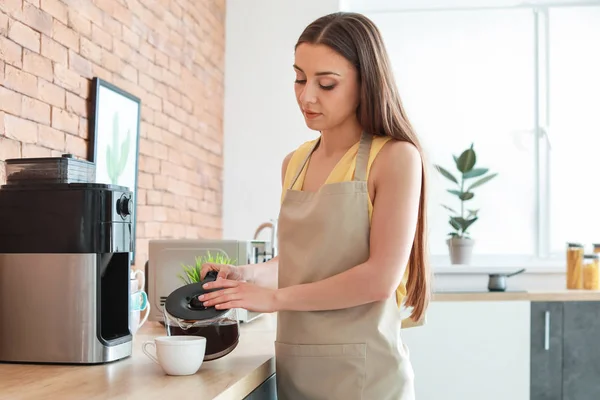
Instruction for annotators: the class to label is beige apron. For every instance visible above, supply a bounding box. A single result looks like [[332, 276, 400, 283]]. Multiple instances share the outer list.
[[275, 132, 415, 400]]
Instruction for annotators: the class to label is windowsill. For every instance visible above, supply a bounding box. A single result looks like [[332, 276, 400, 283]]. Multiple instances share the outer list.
[[430, 255, 566, 274], [433, 265, 565, 274]]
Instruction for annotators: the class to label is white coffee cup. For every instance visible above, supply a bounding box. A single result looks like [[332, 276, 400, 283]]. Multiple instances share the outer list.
[[142, 336, 206, 376], [131, 269, 145, 292]]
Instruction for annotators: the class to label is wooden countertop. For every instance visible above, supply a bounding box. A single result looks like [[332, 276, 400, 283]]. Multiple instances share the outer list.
[[433, 289, 600, 302], [0, 314, 277, 400]]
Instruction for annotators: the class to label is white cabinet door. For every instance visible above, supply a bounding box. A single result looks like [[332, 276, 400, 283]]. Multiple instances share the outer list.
[[401, 300, 531, 400]]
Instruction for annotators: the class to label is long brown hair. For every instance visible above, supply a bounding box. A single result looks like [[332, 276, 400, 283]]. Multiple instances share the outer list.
[[295, 12, 431, 322]]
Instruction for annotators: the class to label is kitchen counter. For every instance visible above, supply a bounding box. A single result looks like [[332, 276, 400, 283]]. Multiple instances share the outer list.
[[3, 290, 599, 399], [433, 289, 600, 302], [0, 314, 277, 400]]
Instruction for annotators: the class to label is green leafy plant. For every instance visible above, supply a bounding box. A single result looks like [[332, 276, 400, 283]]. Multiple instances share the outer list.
[[435, 143, 498, 240], [177, 251, 237, 285], [106, 112, 130, 184]]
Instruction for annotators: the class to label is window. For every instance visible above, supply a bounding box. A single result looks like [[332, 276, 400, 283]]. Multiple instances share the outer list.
[[548, 6, 600, 255], [365, 3, 600, 266]]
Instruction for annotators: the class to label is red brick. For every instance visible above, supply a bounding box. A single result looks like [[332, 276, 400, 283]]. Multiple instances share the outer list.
[[153, 174, 168, 190], [111, 3, 132, 26], [8, 19, 40, 53], [0, 36, 23, 68], [4, 113, 37, 143], [78, 117, 87, 139], [140, 106, 154, 125], [137, 172, 153, 189], [22, 143, 53, 157], [136, 188, 146, 206], [155, 50, 168, 69], [91, 24, 112, 50], [51, 106, 78, 135], [75, 1, 103, 26], [77, 76, 90, 98], [80, 36, 101, 64], [0, 86, 23, 116], [67, 9, 90, 37], [153, 206, 167, 222], [91, 64, 112, 82], [121, 25, 139, 48], [139, 41, 154, 61], [41, 0, 67, 25], [52, 20, 78, 50], [22, 95, 50, 124], [53, 62, 80, 92], [139, 154, 160, 174], [101, 49, 120, 72], [0, 12, 8, 36], [121, 63, 137, 83], [22, 3, 52, 36], [38, 124, 65, 150], [0, 135, 22, 160], [23, 49, 53, 81], [0, 0, 22, 16], [38, 78, 65, 108], [41, 34, 67, 64], [146, 190, 161, 205], [65, 134, 86, 158], [163, 193, 175, 207], [4, 65, 37, 98], [112, 39, 130, 61], [68, 49, 92, 78], [145, 222, 160, 238], [65, 92, 87, 117]]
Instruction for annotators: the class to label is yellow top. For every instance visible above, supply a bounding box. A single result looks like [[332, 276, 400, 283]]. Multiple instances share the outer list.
[[281, 135, 409, 307]]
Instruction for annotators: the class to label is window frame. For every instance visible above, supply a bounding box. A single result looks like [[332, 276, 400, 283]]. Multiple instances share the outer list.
[[356, 1, 600, 269]]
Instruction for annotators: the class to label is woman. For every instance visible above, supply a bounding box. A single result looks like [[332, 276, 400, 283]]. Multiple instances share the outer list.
[[199, 11, 430, 400]]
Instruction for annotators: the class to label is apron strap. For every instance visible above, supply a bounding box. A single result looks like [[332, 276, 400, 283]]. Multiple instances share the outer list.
[[288, 132, 372, 188], [288, 137, 321, 190], [353, 132, 372, 182]]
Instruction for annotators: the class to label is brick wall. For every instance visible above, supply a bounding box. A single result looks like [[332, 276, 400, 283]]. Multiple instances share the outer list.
[[0, 0, 225, 267]]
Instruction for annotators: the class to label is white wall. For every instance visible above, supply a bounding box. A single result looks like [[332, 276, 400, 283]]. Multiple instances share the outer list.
[[222, 0, 341, 241]]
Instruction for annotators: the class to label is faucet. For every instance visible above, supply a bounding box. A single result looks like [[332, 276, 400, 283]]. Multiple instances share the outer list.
[[253, 219, 278, 257]]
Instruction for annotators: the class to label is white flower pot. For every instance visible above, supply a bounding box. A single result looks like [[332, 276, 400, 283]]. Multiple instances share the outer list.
[[447, 237, 475, 265]]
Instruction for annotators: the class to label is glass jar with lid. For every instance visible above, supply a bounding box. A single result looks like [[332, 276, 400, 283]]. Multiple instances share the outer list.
[[583, 254, 599, 290], [566, 242, 584, 289]]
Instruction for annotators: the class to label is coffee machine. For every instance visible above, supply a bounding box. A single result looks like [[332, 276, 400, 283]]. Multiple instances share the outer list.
[[0, 155, 134, 364]]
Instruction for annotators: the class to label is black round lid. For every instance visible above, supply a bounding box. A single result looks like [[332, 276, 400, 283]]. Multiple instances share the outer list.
[[164, 271, 229, 321]]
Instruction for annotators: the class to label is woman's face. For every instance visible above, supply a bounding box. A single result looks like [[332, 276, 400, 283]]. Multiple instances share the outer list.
[[293, 43, 360, 132]]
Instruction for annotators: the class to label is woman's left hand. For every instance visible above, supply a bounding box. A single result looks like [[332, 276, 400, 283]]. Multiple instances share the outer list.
[[199, 279, 279, 313]]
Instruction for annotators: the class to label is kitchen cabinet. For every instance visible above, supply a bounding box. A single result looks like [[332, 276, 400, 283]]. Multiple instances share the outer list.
[[244, 373, 277, 400], [530, 301, 600, 400], [402, 301, 531, 400], [530, 302, 563, 400]]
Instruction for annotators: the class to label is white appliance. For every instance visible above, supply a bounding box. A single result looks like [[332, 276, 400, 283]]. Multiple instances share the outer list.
[[147, 239, 273, 324]]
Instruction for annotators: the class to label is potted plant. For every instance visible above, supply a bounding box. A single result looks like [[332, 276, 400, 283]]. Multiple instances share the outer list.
[[435, 143, 497, 265], [178, 251, 236, 285]]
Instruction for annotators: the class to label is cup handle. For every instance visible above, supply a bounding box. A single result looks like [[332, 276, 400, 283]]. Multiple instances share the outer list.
[[142, 341, 159, 364], [139, 301, 150, 329], [132, 269, 145, 293], [139, 291, 148, 310]]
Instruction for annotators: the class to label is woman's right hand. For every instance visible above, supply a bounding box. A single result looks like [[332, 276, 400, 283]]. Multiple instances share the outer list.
[[200, 263, 244, 281]]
